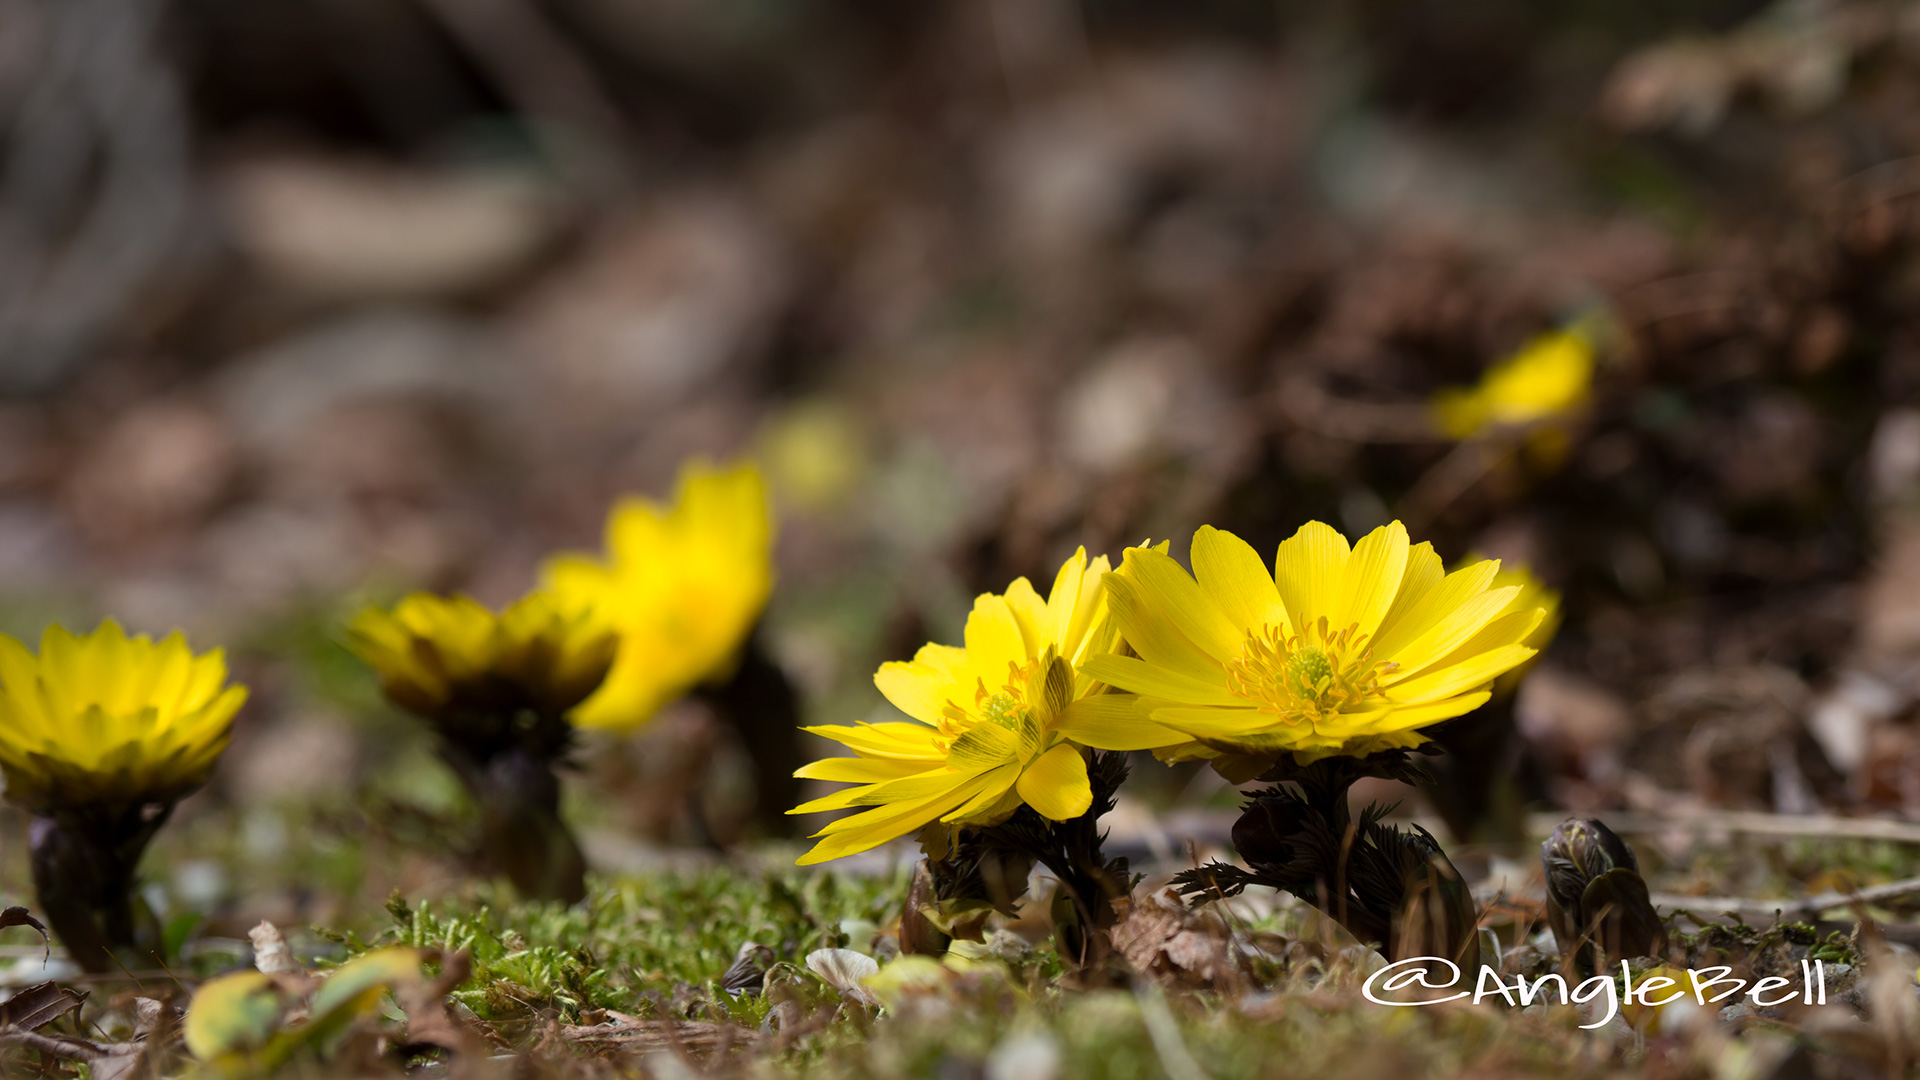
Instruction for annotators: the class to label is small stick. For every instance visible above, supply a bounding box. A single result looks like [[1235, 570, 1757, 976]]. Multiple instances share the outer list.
[[1652, 875, 1920, 923], [1531, 810, 1920, 846]]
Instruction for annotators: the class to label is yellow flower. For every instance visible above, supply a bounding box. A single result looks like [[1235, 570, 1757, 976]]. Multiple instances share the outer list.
[[1080, 522, 1547, 770], [790, 548, 1137, 865], [1432, 328, 1594, 440], [346, 591, 616, 722], [0, 621, 246, 810], [542, 460, 774, 731]]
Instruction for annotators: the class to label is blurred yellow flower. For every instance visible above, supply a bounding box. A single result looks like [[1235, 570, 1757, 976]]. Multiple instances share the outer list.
[[791, 548, 1147, 865], [542, 460, 775, 732], [347, 590, 616, 722], [757, 401, 866, 510], [1432, 328, 1594, 440], [1081, 522, 1546, 769], [0, 621, 246, 810]]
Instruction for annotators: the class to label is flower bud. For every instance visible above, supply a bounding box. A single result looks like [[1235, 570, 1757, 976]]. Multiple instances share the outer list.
[[1542, 817, 1667, 970], [1388, 828, 1481, 972], [1230, 795, 1310, 874]]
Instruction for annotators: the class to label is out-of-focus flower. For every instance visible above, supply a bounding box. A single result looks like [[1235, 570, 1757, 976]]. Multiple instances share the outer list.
[[347, 591, 617, 904], [1432, 327, 1595, 440], [543, 460, 775, 731], [0, 621, 246, 971], [347, 591, 616, 729], [791, 548, 1142, 865], [1542, 817, 1667, 971], [756, 400, 867, 511], [0, 621, 245, 810], [1082, 523, 1545, 773]]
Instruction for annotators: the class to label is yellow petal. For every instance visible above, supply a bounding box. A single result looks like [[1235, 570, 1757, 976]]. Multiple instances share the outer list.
[[1147, 704, 1278, 740], [941, 763, 1024, 822], [874, 662, 956, 727], [1334, 522, 1409, 640], [1376, 542, 1445, 643], [1101, 573, 1221, 676], [1016, 744, 1092, 821], [1121, 545, 1242, 661], [945, 722, 1020, 770], [1055, 694, 1188, 751], [1079, 654, 1241, 707], [1408, 606, 1546, 682], [1378, 584, 1519, 682], [1002, 577, 1050, 655], [1273, 522, 1350, 634], [794, 756, 933, 783], [1045, 548, 1089, 648], [796, 772, 1000, 864], [801, 722, 946, 760], [1190, 526, 1287, 634], [1369, 559, 1499, 663], [963, 595, 1028, 678], [1387, 644, 1536, 704], [1367, 692, 1492, 733]]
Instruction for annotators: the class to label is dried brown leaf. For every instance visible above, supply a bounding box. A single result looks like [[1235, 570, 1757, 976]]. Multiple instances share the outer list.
[[0, 907, 49, 962], [0, 982, 85, 1031]]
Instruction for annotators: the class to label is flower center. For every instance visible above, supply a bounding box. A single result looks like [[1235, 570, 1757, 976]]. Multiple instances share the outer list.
[[976, 691, 1025, 730], [1224, 617, 1396, 723], [932, 660, 1039, 751]]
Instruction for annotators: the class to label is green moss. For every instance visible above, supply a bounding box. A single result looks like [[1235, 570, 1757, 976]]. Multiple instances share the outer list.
[[339, 865, 914, 1024]]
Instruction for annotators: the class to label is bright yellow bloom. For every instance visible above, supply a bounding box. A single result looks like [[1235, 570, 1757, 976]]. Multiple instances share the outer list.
[[790, 548, 1137, 865], [0, 621, 246, 809], [542, 460, 774, 732], [1432, 328, 1594, 440], [1081, 522, 1547, 770], [346, 591, 616, 721]]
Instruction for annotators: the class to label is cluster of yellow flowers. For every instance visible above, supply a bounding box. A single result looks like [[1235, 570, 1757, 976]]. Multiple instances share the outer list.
[[0, 460, 778, 961], [0, 427, 1564, 974], [0, 460, 774, 820], [792, 521, 1555, 864], [349, 460, 775, 735]]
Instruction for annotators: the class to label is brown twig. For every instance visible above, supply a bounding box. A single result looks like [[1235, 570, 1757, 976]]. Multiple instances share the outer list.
[[0, 1028, 136, 1062], [1533, 809, 1920, 846], [1653, 875, 1920, 923]]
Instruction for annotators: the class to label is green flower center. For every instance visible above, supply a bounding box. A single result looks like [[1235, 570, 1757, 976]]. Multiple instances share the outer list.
[[977, 691, 1026, 730], [1286, 647, 1335, 699]]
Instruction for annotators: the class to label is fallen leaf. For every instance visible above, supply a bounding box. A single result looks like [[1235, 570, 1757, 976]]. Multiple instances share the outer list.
[[0, 982, 85, 1031]]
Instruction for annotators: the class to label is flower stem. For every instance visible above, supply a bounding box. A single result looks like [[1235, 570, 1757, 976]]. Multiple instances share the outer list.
[[440, 744, 586, 904], [28, 806, 168, 973]]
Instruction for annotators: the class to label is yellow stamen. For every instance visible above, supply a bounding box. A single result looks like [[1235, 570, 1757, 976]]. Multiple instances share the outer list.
[[1224, 617, 1397, 723]]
